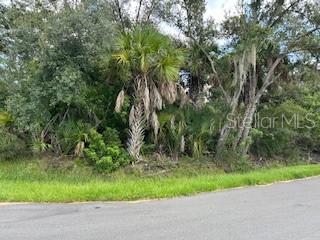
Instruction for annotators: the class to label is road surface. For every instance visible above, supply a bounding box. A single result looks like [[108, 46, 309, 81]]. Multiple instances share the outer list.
[[1, 177, 320, 240]]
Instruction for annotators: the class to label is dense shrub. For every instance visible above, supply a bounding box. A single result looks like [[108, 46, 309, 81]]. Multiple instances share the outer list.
[[102, 127, 122, 146], [250, 100, 308, 160], [157, 102, 226, 158], [84, 129, 130, 173], [0, 112, 12, 126], [251, 128, 300, 159], [215, 147, 252, 172], [0, 128, 26, 160], [0, 82, 8, 110], [57, 120, 92, 156]]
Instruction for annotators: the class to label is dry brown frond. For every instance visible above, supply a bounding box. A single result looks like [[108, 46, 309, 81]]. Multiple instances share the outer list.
[[178, 85, 189, 107], [143, 85, 150, 121], [115, 90, 125, 113], [180, 135, 185, 153], [127, 104, 145, 160], [74, 141, 85, 157], [160, 81, 177, 104], [129, 105, 135, 127], [170, 116, 175, 129], [151, 82, 163, 110], [134, 77, 144, 101], [150, 111, 160, 139]]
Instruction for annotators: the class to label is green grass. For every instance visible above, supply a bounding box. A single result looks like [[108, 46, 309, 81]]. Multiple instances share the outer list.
[[0, 160, 320, 202]]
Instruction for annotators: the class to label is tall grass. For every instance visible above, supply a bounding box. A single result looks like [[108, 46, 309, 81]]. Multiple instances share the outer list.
[[0, 160, 319, 202]]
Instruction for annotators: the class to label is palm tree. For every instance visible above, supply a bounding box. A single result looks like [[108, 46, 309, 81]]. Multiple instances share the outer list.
[[113, 27, 185, 160]]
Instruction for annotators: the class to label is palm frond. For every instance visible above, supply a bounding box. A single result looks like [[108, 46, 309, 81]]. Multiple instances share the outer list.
[[115, 90, 125, 113], [180, 135, 185, 153], [150, 111, 160, 139], [160, 81, 177, 104], [151, 82, 163, 110], [112, 50, 130, 64], [143, 83, 150, 120]]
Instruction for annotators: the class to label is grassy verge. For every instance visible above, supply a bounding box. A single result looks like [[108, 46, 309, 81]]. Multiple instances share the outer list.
[[0, 160, 319, 202]]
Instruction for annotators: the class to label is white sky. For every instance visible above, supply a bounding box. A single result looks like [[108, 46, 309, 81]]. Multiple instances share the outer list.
[[1, 0, 238, 22], [0, 0, 239, 38], [0, 0, 9, 5], [206, 0, 238, 22], [159, 0, 239, 40]]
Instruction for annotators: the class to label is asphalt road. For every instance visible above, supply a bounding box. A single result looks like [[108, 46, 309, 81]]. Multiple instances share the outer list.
[[1, 177, 320, 240]]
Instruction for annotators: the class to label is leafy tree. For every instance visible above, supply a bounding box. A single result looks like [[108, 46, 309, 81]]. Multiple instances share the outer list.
[[109, 0, 168, 30], [3, 0, 116, 153], [223, 0, 320, 154], [171, 0, 320, 157], [165, 0, 218, 98]]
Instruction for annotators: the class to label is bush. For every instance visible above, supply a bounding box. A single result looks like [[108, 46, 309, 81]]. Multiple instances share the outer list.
[[251, 128, 297, 158], [251, 100, 308, 160], [0, 112, 13, 126], [0, 128, 26, 160], [57, 120, 92, 155], [84, 129, 130, 173], [216, 147, 252, 172], [102, 127, 122, 146]]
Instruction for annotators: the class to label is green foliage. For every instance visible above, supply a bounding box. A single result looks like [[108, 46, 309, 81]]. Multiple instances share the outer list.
[[163, 0, 218, 100], [251, 128, 298, 159], [158, 101, 226, 158], [114, 27, 185, 81], [57, 120, 92, 156], [2, 0, 124, 157], [0, 112, 12, 127], [0, 128, 26, 160], [31, 137, 51, 154], [216, 147, 252, 172], [49, 67, 86, 107], [158, 108, 186, 157], [0, 81, 8, 110], [2, 159, 319, 202], [102, 127, 122, 147], [84, 129, 130, 173], [251, 98, 313, 160], [1, 0, 319, 169], [157, 106, 215, 159], [185, 102, 226, 155]]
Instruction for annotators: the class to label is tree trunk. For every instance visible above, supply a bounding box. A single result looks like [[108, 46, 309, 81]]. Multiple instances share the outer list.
[[216, 61, 246, 151], [233, 101, 257, 152], [216, 100, 238, 150], [233, 57, 283, 153]]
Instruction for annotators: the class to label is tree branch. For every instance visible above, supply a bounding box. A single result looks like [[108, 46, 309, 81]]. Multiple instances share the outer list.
[[188, 35, 231, 103], [256, 56, 283, 102], [146, 0, 157, 21], [136, 0, 143, 23], [269, 0, 301, 28], [113, 0, 125, 32]]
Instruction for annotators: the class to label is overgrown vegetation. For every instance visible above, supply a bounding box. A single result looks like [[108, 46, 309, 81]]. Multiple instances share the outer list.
[[0, 159, 320, 202], [0, 0, 319, 177]]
